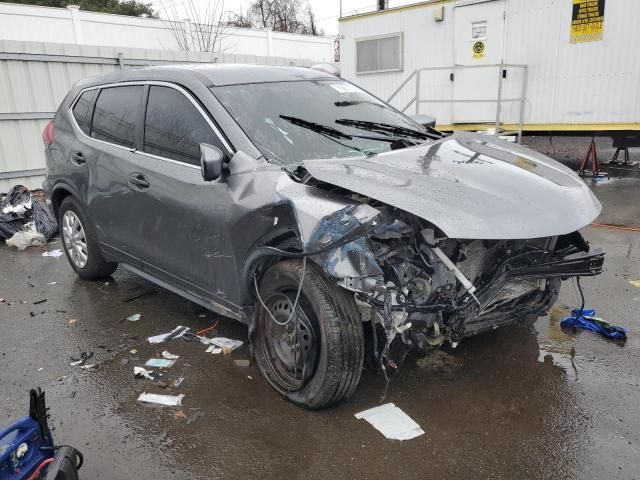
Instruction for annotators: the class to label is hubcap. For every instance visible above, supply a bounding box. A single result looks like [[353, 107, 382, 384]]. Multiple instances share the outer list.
[[62, 210, 88, 268], [260, 292, 319, 391]]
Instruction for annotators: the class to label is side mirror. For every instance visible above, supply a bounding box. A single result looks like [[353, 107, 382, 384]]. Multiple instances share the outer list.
[[200, 143, 225, 182], [410, 114, 437, 129]]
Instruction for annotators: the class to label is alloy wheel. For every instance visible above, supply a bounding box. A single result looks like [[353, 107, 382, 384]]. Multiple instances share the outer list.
[[62, 210, 88, 269]]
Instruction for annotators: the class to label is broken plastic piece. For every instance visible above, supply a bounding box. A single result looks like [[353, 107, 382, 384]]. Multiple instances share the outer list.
[[42, 249, 64, 257], [145, 358, 176, 368], [137, 393, 184, 407], [205, 345, 223, 354], [173, 377, 184, 387], [355, 403, 425, 441], [161, 351, 179, 360], [126, 313, 142, 322], [134, 367, 154, 380], [148, 326, 190, 344], [560, 308, 627, 340]]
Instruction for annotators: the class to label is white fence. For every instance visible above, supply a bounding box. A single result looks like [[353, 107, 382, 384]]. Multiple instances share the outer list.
[[0, 40, 314, 193], [0, 3, 333, 62]]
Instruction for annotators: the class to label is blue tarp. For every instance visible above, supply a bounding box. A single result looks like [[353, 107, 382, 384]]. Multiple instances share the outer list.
[[560, 308, 627, 340]]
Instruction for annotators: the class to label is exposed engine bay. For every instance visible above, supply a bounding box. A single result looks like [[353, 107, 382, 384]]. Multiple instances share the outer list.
[[305, 201, 605, 369]]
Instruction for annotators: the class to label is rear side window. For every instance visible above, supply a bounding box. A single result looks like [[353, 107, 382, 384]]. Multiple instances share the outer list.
[[143, 86, 222, 165], [91, 86, 142, 148], [72, 90, 97, 135]]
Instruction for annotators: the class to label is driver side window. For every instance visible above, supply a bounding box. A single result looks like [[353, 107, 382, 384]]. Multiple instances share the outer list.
[[143, 86, 223, 166]]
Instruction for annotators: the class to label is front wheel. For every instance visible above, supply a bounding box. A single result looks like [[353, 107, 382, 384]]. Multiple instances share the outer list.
[[253, 259, 364, 409]]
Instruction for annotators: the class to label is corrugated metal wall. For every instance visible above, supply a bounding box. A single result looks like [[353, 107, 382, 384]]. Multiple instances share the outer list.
[[0, 40, 312, 193]]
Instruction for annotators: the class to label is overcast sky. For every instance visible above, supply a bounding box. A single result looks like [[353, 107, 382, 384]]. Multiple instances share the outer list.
[[152, 0, 417, 36]]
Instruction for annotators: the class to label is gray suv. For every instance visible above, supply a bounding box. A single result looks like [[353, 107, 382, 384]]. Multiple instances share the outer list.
[[44, 65, 604, 409]]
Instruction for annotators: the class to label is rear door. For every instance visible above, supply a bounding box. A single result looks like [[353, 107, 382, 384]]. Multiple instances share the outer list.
[[74, 84, 146, 265], [130, 84, 234, 302], [453, 0, 506, 123]]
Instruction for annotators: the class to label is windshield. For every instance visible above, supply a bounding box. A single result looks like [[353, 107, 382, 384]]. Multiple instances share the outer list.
[[212, 79, 428, 169]]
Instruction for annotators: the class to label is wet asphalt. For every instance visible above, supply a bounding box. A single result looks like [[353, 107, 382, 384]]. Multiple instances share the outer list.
[[1, 178, 639, 480]]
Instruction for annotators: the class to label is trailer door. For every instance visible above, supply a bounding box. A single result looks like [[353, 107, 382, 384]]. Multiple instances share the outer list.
[[453, 0, 506, 123]]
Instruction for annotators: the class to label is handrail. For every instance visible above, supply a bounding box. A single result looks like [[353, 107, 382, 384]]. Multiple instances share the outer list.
[[387, 69, 417, 104], [386, 64, 529, 143]]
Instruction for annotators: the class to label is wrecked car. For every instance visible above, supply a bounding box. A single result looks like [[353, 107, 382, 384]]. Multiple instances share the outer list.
[[44, 65, 604, 409]]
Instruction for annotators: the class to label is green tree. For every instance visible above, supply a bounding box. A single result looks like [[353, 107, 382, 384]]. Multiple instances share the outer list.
[[0, 0, 158, 18]]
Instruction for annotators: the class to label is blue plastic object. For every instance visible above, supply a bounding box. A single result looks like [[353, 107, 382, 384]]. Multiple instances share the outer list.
[[0, 416, 53, 480], [560, 308, 628, 340]]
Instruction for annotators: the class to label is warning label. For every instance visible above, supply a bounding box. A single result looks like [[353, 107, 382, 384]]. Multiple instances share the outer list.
[[570, 0, 605, 44], [472, 41, 485, 59]]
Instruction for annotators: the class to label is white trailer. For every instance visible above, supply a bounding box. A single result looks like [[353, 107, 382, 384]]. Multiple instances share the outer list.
[[338, 0, 640, 137]]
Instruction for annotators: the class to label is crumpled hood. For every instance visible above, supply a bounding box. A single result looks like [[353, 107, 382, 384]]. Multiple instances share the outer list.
[[303, 132, 601, 240]]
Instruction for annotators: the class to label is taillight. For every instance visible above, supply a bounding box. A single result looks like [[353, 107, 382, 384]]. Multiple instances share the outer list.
[[42, 120, 55, 145]]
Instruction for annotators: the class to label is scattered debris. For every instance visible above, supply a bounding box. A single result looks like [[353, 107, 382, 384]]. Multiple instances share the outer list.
[[48, 281, 57, 285], [173, 377, 184, 388], [67, 319, 77, 326], [57, 375, 68, 382], [70, 351, 94, 367], [161, 351, 179, 360], [248, 375, 253, 380], [0, 185, 57, 241], [130, 348, 138, 355], [33, 299, 47, 305], [205, 345, 223, 354], [137, 393, 185, 407], [629, 280, 640, 288], [173, 409, 187, 420], [134, 367, 155, 380], [192, 335, 243, 351], [187, 408, 205, 425], [561, 308, 627, 340], [41, 249, 64, 258], [233, 359, 250, 367], [195, 321, 219, 336], [126, 313, 142, 322], [122, 289, 158, 303], [38, 367, 44, 372], [6, 231, 46, 250], [148, 326, 190, 344], [145, 358, 176, 368], [120, 358, 129, 365], [355, 403, 425, 441]]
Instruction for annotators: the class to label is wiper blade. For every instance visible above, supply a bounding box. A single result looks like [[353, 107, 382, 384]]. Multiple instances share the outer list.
[[280, 115, 410, 145], [280, 115, 352, 140], [336, 118, 440, 140]]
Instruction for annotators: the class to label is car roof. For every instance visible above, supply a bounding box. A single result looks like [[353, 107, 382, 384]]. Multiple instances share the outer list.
[[74, 64, 337, 90]]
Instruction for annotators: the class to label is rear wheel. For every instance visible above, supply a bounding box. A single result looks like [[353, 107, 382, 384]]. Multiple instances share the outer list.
[[253, 259, 364, 409], [59, 196, 117, 280]]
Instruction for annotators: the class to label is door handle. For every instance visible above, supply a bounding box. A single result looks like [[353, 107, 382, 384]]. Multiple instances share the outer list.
[[128, 173, 150, 189], [71, 151, 85, 164]]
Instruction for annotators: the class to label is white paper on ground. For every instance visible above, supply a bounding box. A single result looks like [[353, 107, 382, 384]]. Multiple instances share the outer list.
[[205, 345, 223, 354], [147, 326, 189, 344], [42, 249, 64, 257], [161, 351, 179, 360], [199, 337, 243, 350], [137, 392, 184, 407], [145, 358, 176, 368], [355, 403, 424, 441]]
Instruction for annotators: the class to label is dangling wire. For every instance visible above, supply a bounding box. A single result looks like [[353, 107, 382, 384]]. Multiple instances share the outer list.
[[576, 277, 585, 315], [254, 256, 307, 326]]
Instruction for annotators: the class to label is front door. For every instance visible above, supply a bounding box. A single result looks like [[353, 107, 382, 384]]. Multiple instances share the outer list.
[[130, 84, 234, 306], [453, 0, 506, 123]]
